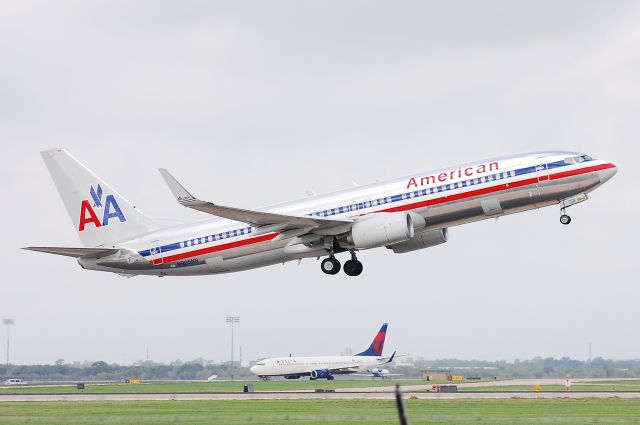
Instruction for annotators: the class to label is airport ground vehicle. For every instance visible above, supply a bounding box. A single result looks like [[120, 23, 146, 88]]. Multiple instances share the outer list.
[[3, 378, 26, 385]]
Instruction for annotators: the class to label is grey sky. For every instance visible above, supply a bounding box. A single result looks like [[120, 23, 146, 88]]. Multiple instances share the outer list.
[[1, 1, 638, 365]]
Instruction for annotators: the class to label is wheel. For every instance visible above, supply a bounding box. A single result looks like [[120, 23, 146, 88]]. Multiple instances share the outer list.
[[343, 259, 363, 276], [321, 257, 341, 275], [327, 375, 335, 380], [560, 214, 571, 225]]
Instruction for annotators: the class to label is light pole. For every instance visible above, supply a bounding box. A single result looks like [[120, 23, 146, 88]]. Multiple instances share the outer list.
[[225, 316, 240, 367], [3, 319, 14, 376]]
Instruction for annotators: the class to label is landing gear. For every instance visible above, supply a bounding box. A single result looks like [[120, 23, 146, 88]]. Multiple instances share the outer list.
[[327, 375, 335, 380], [560, 208, 571, 225], [343, 252, 363, 277], [321, 257, 341, 275]]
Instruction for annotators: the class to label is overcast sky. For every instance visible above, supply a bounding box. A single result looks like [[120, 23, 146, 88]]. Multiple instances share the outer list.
[[1, 1, 638, 365]]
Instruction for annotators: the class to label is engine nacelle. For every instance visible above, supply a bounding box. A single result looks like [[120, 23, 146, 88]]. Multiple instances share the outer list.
[[387, 228, 449, 254], [349, 212, 424, 249], [309, 369, 331, 380]]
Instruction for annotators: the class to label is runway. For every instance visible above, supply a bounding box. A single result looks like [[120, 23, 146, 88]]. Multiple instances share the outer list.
[[2, 391, 640, 402]]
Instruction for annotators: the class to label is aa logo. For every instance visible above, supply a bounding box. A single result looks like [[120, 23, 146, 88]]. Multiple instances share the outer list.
[[79, 184, 127, 231]]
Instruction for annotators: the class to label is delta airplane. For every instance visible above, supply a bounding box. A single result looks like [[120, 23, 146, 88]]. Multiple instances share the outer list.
[[25, 149, 617, 277], [250, 323, 394, 380]]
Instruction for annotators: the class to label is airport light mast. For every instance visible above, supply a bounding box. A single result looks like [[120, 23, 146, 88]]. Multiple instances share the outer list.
[[3, 318, 14, 376], [225, 316, 240, 368]]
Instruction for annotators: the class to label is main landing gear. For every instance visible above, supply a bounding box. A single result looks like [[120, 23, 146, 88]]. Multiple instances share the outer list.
[[560, 208, 572, 225], [321, 252, 363, 276], [320, 256, 341, 275], [343, 252, 363, 277]]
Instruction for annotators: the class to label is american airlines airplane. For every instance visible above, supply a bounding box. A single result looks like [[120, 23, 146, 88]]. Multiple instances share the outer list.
[[25, 149, 616, 277], [249, 323, 394, 380]]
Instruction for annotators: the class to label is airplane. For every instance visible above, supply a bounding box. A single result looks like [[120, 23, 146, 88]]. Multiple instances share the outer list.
[[353, 368, 403, 379], [249, 323, 394, 380], [24, 149, 617, 277]]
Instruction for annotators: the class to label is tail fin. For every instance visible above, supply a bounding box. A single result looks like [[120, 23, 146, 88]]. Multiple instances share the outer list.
[[41, 148, 160, 247], [356, 323, 388, 356]]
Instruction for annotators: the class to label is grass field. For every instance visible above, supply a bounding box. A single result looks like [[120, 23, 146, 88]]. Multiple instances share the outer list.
[[0, 379, 439, 394], [2, 399, 640, 424]]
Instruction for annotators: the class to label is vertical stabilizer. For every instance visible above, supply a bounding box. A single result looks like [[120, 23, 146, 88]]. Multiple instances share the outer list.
[[41, 148, 160, 247], [356, 323, 388, 356]]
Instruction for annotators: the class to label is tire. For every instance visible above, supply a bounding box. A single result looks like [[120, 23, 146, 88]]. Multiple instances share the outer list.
[[321, 257, 341, 275], [344, 259, 363, 276], [560, 214, 571, 225]]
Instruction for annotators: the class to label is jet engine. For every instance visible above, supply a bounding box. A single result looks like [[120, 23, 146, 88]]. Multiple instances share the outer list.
[[387, 228, 449, 254], [348, 212, 425, 249], [309, 369, 332, 380]]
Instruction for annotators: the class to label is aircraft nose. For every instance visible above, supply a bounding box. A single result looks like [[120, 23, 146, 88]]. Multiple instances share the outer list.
[[250, 365, 258, 374], [599, 164, 618, 184]]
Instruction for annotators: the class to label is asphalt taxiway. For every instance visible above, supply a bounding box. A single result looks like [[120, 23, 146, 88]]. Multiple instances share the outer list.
[[2, 391, 640, 402]]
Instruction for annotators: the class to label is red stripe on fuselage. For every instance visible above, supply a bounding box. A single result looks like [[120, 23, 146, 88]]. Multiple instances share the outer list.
[[380, 163, 614, 213], [152, 162, 614, 264], [155, 232, 280, 264]]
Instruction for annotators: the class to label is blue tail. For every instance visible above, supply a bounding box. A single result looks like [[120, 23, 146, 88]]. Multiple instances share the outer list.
[[356, 323, 388, 356]]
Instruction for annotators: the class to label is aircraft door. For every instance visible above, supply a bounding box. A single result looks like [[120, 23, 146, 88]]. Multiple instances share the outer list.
[[150, 241, 164, 265], [534, 156, 549, 182], [534, 156, 550, 200]]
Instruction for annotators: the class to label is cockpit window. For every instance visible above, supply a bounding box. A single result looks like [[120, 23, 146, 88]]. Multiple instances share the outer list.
[[256, 362, 265, 366], [564, 156, 581, 164], [564, 154, 592, 165]]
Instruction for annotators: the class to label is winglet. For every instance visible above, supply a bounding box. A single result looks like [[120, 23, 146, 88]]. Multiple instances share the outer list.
[[387, 351, 396, 363], [159, 169, 198, 205]]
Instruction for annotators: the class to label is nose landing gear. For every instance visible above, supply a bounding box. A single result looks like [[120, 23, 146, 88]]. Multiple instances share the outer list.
[[560, 214, 572, 225]]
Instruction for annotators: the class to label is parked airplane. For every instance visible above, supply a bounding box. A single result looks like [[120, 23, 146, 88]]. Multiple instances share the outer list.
[[354, 368, 403, 379], [250, 323, 394, 380], [25, 149, 616, 277]]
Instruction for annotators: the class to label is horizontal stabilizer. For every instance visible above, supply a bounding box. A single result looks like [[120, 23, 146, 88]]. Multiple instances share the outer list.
[[22, 246, 118, 258], [159, 168, 349, 230]]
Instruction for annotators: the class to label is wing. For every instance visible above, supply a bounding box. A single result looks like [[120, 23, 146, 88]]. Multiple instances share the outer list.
[[159, 169, 351, 231], [327, 366, 361, 375], [22, 247, 119, 258]]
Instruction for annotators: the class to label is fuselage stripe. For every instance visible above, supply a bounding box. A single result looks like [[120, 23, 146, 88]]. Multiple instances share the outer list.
[[140, 161, 613, 264], [157, 232, 280, 264]]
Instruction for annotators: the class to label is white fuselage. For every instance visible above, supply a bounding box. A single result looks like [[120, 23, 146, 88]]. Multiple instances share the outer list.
[[78, 151, 617, 276], [249, 355, 388, 378]]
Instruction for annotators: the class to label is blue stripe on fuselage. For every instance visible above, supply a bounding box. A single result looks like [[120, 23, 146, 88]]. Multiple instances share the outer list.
[[138, 157, 588, 259]]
